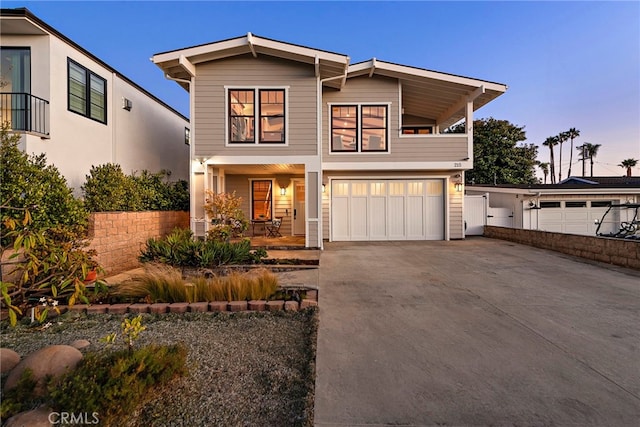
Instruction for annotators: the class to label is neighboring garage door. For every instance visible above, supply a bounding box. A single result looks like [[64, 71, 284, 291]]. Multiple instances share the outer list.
[[331, 179, 444, 241], [538, 200, 615, 235]]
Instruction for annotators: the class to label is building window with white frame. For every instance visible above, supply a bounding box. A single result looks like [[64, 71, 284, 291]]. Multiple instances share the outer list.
[[67, 59, 106, 124], [331, 104, 388, 153], [228, 88, 286, 144], [251, 180, 273, 220]]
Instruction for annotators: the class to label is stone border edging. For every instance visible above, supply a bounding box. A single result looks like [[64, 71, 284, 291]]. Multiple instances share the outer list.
[[49, 296, 317, 317]]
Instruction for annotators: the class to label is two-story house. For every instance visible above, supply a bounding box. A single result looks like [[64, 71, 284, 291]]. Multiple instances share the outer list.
[[152, 33, 507, 248], [0, 8, 189, 192]]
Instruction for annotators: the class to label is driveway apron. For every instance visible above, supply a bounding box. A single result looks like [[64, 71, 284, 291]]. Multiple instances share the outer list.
[[314, 238, 640, 426]]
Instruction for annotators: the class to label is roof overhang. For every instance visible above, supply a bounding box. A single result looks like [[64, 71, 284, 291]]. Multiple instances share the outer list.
[[152, 33, 350, 91], [348, 59, 508, 129], [468, 185, 640, 196]]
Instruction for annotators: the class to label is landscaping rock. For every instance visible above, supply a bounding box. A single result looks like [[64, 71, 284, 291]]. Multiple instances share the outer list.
[[128, 303, 150, 314], [68, 304, 88, 313], [86, 304, 108, 314], [4, 406, 53, 427], [107, 303, 130, 314], [248, 300, 266, 311], [266, 300, 284, 311], [5, 345, 83, 395], [169, 303, 189, 313], [208, 301, 228, 312], [228, 301, 248, 312], [189, 302, 209, 313], [149, 303, 170, 314], [300, 299, 318, 309], [1, 348, 20, 373], [284, 301, 299, 312], [70, 340, 90, 350]]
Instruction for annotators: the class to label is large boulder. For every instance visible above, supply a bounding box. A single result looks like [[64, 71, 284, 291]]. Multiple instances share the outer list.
[[4, 345, 82, 395], [4, 406, 53, 427], [1, 348, 21, 373]]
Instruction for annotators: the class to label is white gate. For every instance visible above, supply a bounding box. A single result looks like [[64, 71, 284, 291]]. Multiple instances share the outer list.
[[464, 195, 487, 236], [488, 207, 514, 227]]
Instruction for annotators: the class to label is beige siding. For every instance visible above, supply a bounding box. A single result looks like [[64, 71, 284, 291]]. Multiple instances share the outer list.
[[448, 176, 464, 239], [194, 55, 318, 157], [322, 76, 468, 163]]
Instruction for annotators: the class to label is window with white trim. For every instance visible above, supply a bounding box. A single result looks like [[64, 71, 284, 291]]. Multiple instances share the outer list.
[[228, 88, 286, 144], [331, 104, 388, 152]]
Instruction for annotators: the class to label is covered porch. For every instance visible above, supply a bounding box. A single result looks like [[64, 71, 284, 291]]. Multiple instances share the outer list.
[[192, 161, 323, 248]]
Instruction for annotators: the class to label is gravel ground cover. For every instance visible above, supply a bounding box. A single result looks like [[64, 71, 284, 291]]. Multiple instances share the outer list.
[[1, 309, 318, 426]]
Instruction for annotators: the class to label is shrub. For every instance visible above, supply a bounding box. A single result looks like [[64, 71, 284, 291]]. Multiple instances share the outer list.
[[139, 228, 266, 268], [112, 265, 279, 303], [204, 190, 248, 241], [0, 369, 40, 422], [0, 122, 88, 246], [82, 164, 188, 212], [49, 344, 187, 425]]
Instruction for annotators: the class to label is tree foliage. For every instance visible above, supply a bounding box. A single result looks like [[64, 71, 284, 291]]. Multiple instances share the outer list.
[[0, 123, 88, 245], [449, 118, 538, 185], [82, 164, 189, 212]]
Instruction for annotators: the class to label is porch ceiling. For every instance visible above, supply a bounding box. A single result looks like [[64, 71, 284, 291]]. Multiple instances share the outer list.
[[211, 163, 305, 175]]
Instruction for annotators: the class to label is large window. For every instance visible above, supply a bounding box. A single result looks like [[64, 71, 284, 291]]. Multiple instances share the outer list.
[[251, 180, 273, 220], [228, 88, 286, 144], [0, 47, 31, 131], [331, 104, 387, 153], [68, 59, 106, 124]]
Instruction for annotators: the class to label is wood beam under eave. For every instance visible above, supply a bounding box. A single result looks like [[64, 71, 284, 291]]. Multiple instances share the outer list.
[[179, 55, 196, 78], [436, 85, 485, 124], [369, 58, 376, 77], [315, 55, 320, 78], [247, 32, 257, 58]]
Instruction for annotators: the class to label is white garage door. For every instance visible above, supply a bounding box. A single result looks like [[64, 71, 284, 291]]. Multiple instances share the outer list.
[[331, 179, 444, 241], [539, 200, 615, 235]]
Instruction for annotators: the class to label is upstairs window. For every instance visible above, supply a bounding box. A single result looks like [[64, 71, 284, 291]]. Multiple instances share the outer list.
[[68, 59, 106, 124], [331, 104, 388, 153], [228, 88, 286, 144]]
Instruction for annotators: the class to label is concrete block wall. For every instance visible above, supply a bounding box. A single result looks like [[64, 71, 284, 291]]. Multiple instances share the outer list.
[[88, 211, 189, 275], [484, 226, 640, 270]]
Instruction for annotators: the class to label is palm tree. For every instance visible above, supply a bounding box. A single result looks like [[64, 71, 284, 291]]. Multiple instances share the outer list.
[[582, 142, 602, 177], [538, 162, 550, 184], [566, 128, 580, 178], [556, 131, 569, 181], [618, 158, 638, 177], [542, 136, 558, 184]]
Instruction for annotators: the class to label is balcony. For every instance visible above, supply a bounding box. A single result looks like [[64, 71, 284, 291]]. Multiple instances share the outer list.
[[0, 93, 49, 137]]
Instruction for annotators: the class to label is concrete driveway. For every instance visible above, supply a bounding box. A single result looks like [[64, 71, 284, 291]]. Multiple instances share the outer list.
[[314, 238, 640, 426]]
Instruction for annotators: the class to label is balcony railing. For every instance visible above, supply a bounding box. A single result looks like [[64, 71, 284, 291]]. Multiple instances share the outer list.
[[0, 92, 49, 136]]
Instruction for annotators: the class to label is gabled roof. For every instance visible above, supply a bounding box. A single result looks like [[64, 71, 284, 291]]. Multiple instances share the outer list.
[[0, 7, 188, 121], [152, 33, 350, 90], [348, 59, 507, 129]]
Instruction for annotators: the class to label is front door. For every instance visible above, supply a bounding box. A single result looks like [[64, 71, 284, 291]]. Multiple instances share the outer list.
[[293, 180, 305, 235]]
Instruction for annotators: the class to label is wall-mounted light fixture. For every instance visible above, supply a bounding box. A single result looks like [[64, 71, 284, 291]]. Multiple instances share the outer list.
[[453, 174, 463, 192], [280, 187, 286, 196], [322, 184, 326, 193]]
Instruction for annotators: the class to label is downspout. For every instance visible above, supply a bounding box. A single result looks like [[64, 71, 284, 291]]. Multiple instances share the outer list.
[[317, 60, 350, 248]]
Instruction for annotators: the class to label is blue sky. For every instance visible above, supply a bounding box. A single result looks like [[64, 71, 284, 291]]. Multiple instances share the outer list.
[[6, 1, 640, 177]]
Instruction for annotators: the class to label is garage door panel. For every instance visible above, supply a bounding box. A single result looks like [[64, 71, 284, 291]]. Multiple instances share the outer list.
[[539, 200, 619, 235], [350, 196, 369, 240], [331, 179, 444, 241], [388, 196, 406, 239]]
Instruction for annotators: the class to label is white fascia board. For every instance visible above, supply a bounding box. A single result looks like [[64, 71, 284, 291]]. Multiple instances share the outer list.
[[179, 55, 196, 77], [246, 32, 257, 58], [252, 35, 348, 65], [202, 155, 320, 166], [322, 161, 473, 170], [152, 36, 249, 64], [349, 60, 507, 93]]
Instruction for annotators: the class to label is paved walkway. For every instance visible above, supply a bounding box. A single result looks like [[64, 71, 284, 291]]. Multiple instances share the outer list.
[[314, 238, 640, 426]]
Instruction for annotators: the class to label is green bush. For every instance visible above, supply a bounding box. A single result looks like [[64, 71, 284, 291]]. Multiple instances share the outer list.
[[82, 164, 188, 212], [139, 228, 266, 268], [0, 123, 88, 246], [0, 369, 40, 422], [49, 344, 187, 425]]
